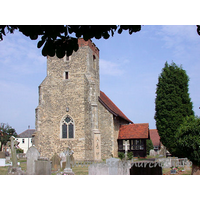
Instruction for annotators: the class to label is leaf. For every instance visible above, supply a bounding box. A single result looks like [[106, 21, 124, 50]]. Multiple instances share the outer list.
[[37, 39, 46, 48], [102, 32, 110, 39], [56, 46, 65, 58], [42, 41, 48, 56], [30, 34, 38, 40]]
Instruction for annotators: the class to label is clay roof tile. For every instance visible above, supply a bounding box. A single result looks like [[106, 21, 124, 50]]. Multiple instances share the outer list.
[[118, 123, 149, 139]]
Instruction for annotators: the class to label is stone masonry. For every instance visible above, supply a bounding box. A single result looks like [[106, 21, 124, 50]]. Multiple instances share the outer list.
[[34, 38, 130, 161]]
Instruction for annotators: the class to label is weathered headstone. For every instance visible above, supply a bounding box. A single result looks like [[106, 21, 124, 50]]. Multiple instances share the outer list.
[[0, 158, 6, 166], [88, 162, 109, 175], [59, 151, 66, 170], [35, 157, 52, 175], [150, 149, 156, 157], [7, 136, 18, 167], [0, 150, 6, 166], [51, 153, 61, 171], [26, 146, 40, 175], [61, 147, 74, 175], [106, 157, 120, 175], [88, 159, 131, 175]]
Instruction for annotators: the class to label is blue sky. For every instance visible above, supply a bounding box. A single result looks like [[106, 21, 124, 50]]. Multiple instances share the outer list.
[[0, 25, 200, 134]]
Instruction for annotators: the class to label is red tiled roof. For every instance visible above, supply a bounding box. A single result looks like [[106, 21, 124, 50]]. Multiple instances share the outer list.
[[99, 91, 133, 123], [150, 129, 160, 147], [118, 123, 149, 139]]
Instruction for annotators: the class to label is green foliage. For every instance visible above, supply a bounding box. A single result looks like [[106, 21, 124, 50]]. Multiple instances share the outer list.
[[154, 62, 194, 155], [118, 152, 125, 160], [127, 152, 133, 160], [146, 139, 154, 155], [0, 123, 17, 151], [16, 148, 24, 153], [0, 25, 141, 58], [176, 115, 200, 165]]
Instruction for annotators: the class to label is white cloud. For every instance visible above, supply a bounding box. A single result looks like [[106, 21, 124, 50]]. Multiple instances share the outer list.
[[99, 59, 126, 76], [158, 25, 200, 48]]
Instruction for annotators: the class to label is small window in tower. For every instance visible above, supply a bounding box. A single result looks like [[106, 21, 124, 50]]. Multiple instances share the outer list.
[[63, 54, 71, 62], [65, 72, 69, 79], [93, 55, 96, 69]]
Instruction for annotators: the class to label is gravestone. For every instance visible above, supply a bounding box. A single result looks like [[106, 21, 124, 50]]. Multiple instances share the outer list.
[[7, 136, 18, 167], [88, 159, 131, 175], [88, 163, 109, 175], [35, 157, 52, 175], [61, 147, 74, 175], [106, 157, 120, 175], [118, 160, 131, 175], [51, 153, 61, 171], [130, 161, 162, 175], [26, 146, 40, 175], [0, 158, 6, 166], [59, 151, 66, 170], [6, 136, 25, 175], [150, 150, 156, 157], [0, 152, 6, 166]]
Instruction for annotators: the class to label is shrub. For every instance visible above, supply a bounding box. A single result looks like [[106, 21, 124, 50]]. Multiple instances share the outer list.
[[16, 148, 24, 153], [146, 139, 154, 155], [118, 152, 125, 160], [127, 152, 133, 160]]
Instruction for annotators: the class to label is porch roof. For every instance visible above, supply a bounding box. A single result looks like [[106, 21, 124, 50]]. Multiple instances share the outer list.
[[118, 123, 149, 139]]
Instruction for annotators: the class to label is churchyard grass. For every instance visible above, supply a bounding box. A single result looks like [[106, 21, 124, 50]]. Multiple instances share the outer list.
[[0, 159, 89, 175], [162, 167, 192, 175], [72, 165, 88, 175], [0, 166, 8, 175]]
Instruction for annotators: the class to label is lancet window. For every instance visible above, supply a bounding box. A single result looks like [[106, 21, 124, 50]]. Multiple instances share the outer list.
[[61, 115, 74, 139]]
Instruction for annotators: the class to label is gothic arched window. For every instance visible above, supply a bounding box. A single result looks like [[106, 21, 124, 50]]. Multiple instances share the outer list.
[[61, 115, 74, 139]]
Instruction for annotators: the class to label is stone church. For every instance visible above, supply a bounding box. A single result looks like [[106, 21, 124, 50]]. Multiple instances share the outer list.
[[34, 38, 149, 161]]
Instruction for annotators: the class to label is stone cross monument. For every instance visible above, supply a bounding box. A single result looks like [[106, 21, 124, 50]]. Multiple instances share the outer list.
[[7, 136, 18, 167], [124, 140, 129, 160], [62, 147, 75, 175]]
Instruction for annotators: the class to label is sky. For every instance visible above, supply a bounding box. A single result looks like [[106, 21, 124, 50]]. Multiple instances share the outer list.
[[0, 25, 200, 134]]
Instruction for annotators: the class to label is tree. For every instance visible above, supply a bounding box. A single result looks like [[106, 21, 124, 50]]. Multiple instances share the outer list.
[[0, 123, 17, 151], [1, 25, 199, 59], [146, 139, 154, 155], [0, 25, 141, 58], [154, 62, 194, 155], [175, 115, 200, 174]]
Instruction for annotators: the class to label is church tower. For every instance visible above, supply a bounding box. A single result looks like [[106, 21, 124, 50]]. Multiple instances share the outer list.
[[34, 38, 101, 161]]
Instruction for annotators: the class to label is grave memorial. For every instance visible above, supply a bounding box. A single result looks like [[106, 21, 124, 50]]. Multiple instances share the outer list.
[[26, 146, 40, 175]]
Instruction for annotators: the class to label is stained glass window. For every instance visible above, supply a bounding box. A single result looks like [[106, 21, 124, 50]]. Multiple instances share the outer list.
[[65, 116, 71, 123], [69, 123, 74, 138], [62, 124, 67, 138], [61, 115, 74, 139]]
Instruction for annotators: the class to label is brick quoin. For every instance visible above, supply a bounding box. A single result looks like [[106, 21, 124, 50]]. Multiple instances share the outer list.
[[78, 38, 99, 58]]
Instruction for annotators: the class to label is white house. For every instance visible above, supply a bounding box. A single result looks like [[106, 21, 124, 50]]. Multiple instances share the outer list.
[[17, 129, 35, 153]]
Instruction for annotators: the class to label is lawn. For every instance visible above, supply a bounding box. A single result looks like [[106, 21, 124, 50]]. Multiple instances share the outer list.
[[0, 159, 89, 175], [0, 158, 192, 175], [162, 167, 192, 175]]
